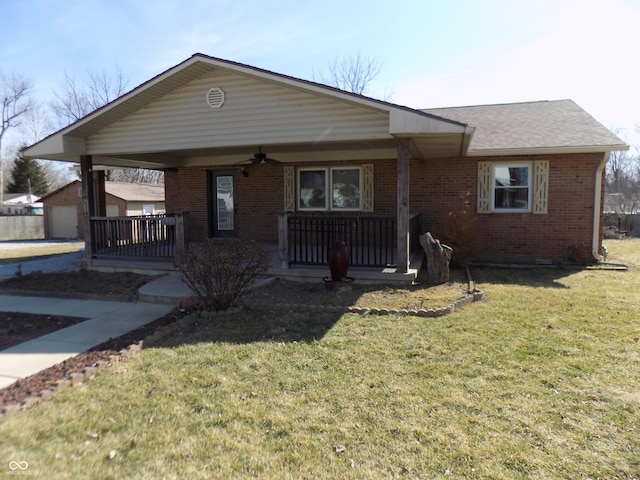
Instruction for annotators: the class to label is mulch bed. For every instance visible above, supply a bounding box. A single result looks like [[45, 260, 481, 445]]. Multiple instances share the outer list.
[[0, 307, 187, 409], [0, 312, 89, 350]]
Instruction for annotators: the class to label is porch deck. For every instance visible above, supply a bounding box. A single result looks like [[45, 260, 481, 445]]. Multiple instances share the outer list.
[[87, 213, 423, 284], [87, 243, 423, 285]]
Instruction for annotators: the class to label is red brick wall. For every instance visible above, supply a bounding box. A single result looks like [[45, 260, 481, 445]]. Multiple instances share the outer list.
[[174, 153, 604, 264], [410, 152, 604, 264], [175, 161, 390, 244], [163, 169, 179, 214]]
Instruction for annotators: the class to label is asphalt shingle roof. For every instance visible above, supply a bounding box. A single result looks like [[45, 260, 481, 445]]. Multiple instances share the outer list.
[[423, 99, 627, 155], [104, 182, 165, 202]]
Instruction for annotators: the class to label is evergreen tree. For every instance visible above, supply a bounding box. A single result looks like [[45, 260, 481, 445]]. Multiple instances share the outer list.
[[6, 154, 50, 196]]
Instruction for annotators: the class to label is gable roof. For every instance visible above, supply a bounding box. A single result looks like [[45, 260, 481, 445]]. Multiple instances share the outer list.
[[22, 55, 626, 165], [22, 54, 472, 166], [423, 100, 628, 156], [41, 180, 164, 202]]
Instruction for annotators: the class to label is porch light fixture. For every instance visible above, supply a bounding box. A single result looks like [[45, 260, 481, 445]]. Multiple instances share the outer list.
[[206, 87, 225, 109], [236, 166, 249, 177]]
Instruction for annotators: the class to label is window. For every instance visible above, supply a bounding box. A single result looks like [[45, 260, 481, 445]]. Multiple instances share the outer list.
[[298, 167, 362, 211], [492, 163, 531, 211], [142, 204, 155, 216], [298, 169, 327, 210], [478, 160, 548, 214], [331, 168, 361, 210]]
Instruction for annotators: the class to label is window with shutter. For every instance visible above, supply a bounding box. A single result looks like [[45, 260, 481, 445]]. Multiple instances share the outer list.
[[478, 160, 549, 214], [286, 164, 373, 212]]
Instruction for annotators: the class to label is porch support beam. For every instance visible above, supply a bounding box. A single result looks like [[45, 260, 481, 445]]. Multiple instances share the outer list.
[[80, 155, 95, 261], [93, 170, 107, 217], [278, 213, 290, 269], [396, 138, 410, 274]]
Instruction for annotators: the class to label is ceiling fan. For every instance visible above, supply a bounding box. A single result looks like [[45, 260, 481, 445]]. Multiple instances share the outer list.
[[244, 147, 281, 166]]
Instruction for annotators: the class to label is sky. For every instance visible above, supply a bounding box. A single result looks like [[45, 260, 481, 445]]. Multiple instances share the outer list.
[[1, 0, 640, 153]]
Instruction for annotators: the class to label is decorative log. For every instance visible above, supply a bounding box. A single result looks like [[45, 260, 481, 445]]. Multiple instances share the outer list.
[[420, 232, 453, 285]]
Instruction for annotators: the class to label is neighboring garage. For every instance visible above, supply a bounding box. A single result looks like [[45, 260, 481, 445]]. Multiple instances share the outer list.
[[42, 180, 165, 239]]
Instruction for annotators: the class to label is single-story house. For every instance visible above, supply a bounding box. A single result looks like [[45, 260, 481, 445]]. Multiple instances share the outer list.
[[41, 180, 165, 239], [22, 54, 628, 279], [1, 193, 43, 216]]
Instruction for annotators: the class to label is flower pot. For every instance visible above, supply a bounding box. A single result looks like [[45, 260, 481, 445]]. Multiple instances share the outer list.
[[328, 240, 349, 281]]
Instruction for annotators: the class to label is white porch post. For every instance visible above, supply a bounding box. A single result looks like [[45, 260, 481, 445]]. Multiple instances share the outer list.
[[396, 138, 410, 273]]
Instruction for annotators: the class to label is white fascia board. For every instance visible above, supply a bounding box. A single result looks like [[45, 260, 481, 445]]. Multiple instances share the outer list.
[[389, 109, 467, 136], [467, 143, 630, 157], [22, 136, 86, 160]]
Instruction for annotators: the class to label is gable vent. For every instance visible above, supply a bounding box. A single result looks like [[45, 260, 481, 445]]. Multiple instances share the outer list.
[[206, 87, 225, 109]]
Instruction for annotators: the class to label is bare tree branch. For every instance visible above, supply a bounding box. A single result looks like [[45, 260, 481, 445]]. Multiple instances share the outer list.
[[315, 52, 382, 95], [0, 73, 32, 208], [50, 68, 129, 127]]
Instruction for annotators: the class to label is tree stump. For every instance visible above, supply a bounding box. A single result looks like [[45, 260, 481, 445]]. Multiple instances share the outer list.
[[420, 232, 453, 285]]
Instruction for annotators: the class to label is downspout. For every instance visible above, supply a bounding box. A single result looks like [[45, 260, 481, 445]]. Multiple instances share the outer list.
[[592, 152, 610, 262]]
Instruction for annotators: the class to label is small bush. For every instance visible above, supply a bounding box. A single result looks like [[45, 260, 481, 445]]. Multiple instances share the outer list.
[[175, 239, 270, 311], [441, 192, 477, 267]]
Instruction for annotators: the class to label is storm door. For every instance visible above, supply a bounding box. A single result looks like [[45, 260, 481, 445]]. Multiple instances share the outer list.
[[208, 170, 237, 238]]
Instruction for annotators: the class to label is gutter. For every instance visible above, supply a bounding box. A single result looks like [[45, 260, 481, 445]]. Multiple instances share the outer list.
[[592, 152, 610, 262]]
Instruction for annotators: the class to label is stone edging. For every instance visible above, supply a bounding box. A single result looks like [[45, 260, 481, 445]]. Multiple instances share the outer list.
[[1, 279, 484, 422]]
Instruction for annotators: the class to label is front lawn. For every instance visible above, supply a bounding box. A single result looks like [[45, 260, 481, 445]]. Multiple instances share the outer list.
[[1, 240, 639, 479]]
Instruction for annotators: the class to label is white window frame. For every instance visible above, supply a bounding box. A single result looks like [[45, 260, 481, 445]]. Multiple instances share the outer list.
[[491, 162, 533, 213], [331, 167, 362, 211], [298, 168, 328, 211], [297, 167, 363, 212]]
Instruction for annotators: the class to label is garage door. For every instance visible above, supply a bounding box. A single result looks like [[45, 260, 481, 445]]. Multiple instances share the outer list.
[[49, 206, 78, 238]]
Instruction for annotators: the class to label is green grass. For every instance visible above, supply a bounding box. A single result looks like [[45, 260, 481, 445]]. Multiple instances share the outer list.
[[1, 240, 639, 479], [0, 241, 84, 265]]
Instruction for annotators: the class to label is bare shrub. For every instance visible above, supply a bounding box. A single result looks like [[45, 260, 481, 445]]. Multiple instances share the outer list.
[[175, 239, 270, 311], [441, 193, 476, 267]]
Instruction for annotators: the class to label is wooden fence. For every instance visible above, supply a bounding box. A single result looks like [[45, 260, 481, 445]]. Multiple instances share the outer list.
[[0, 216, 44, 241]]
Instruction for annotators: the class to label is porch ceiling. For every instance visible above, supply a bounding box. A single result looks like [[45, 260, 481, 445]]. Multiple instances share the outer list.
[[83, 134, 470, 170]]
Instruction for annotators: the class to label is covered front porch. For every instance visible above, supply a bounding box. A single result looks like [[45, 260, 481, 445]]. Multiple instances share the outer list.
[[21, 55, 474, 284], [86, 208, 425, 283]]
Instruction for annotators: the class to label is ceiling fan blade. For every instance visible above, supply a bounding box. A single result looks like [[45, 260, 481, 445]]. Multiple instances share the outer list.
[[251, 157, 262, 166], [265, 157, 281, 165]]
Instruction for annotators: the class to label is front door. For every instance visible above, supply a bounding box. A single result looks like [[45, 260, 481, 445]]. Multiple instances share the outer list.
[[208, 170, 237, 238]]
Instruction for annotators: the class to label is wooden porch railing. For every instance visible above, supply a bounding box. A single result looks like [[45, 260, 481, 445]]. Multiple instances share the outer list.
[[280, 213, 421, 268], [90, 213, 186, 258]]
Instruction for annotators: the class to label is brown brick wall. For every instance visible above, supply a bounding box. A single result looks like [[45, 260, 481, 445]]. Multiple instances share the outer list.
[[164, 169, 179, 214], [174, 153, 604, 264], [410, 152, 603, 264]]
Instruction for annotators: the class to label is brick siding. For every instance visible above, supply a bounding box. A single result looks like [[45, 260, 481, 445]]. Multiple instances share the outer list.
[[173, 152, 603, 264]]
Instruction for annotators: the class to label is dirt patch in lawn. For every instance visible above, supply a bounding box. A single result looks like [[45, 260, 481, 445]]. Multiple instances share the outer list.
[[0, 270, 157, 301], [245, 269, 470, 311], [0, 312, 89, 350]]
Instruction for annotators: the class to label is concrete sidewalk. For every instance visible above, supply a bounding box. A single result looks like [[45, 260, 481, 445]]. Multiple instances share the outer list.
[[0, 295, 172, 390]]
